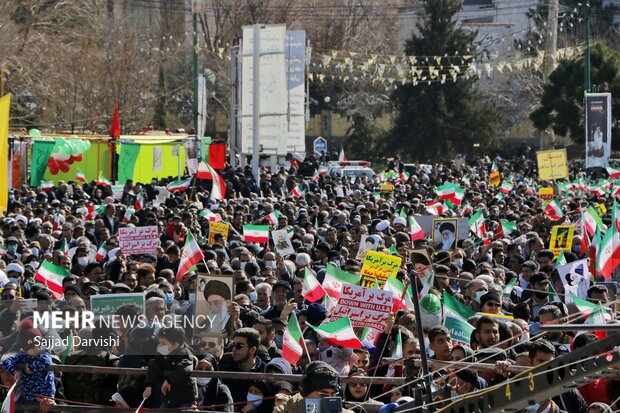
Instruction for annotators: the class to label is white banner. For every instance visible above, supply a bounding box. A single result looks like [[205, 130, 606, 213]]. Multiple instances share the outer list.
[[119, 226, 160, 255], [240, 25, 288, 155], [285, 30, 306, 153], [330, 284, 393, 331], [585, 93, 612, 168]]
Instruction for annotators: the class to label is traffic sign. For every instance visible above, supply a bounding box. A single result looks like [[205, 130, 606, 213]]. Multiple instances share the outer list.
[[313, 136, 327, 153]]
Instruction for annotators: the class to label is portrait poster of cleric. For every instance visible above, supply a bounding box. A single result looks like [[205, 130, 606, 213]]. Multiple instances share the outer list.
[[195, 274, 233, 337], [585, 93, 612, 168], [432, 218, 459, 252]]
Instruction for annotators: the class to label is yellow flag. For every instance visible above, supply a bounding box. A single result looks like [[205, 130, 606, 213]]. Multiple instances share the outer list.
[[0, 93, 10, 214]]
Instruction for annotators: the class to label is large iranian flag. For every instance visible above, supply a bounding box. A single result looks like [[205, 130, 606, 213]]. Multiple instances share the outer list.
[[309, 317, 363, 348], [166, 177, 192, 192], [322, 264, 360, 302], [35, 261, 70, 299], [243, 225, 269, 243], [435, 183, 456, 200], [596, 219, 620, 280], [443, 290, 475, 346], [177, 231, 205, 281], [545, 198, 563, 220], [282, 312, 305, 366], [606, 165, 620, 178], [302, 268, 326, 303]]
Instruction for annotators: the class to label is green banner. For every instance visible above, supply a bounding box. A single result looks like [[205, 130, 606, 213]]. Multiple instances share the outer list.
[[117, 143, 142, 184], [30, 140, 55, 187], [200, 136, 212, 163]]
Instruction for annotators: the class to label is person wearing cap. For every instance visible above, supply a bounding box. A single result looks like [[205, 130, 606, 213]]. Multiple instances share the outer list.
[[480, 292, 503, 315], [274, 361, 355, 413], [4, 236, 21, 260], [2, 320, 56, 409], [392, 216, 406, 233], [260, 280, 292, 321]]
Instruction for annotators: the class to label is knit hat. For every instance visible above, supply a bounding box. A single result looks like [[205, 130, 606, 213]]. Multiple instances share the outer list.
[[480, 292, 501, 307], [18, 320, 42, 350], [306, 303, 329, 327]]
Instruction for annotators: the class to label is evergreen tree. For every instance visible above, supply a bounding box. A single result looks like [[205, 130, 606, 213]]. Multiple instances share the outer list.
[[385, 0, 502, 161], [153, 66, 168, 129], [530, 43, 620, 148]]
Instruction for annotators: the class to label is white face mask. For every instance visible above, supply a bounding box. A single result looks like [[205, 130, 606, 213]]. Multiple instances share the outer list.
[[196, 377, 211, 387], [305, 243, 314, 249], [246, 393, 263, 407], [264, 260, 276, 269], [239, 261, 247, 270], [453, 259, 463, 269], [189, 293, 196, 302], [474, 290, 486, 304], [157, 344, 171, 355], [78, 257, 89, 267]]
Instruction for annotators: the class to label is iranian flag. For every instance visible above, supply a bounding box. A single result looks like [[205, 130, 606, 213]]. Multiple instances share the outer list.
[[177, 231, 205, 281], [60, 239, 69, 256], [1, 382, 16, 413], [339, 147, 346, 162], [494, 192, 504, 201], [243, 225, 269, 243], [122, 208, 133, 223], [0, 246, 7, 257], [468, 211, 486, 238], [282, 312, 305, 366], [425, 201, 444, 215], [76, 170, 87, 183], [35, 261, 70, 299], [134, 191, 144, 211], [606, 166, 620, 178], [40, 180, 54, 191], [383, 276, 414, 312], [460, 202, 473, 217], [196, 161, 226, 201], [435, 183, 457, 200], [589, 227, 601, 276], [95, 241, 108, 262], [545, 198, 563, 220], [86, 204, 105, 220], [308, 317, 363, 348], [583, 206, 606, 236], [323, 264, 360, 302], [553, 250, 567, 270], [499, 181, 514, 194], [596, 219, 620, 280], [291, 184, 305, 197], [399, 171, 410, 181], [571, 292, 611, 339], [266, 210, 280, 225], [199, 209, 221, 222], [502, 278, 517, 300], [449, 187, 465, 206], [613, 201, 620, 231], [443, 290, 475, 346], [500, 220, 517, 236], [97, 173, 112, 187], [409, 217, 425, 242], [302, 268, 327, 303], [166, 177, 192, 192]]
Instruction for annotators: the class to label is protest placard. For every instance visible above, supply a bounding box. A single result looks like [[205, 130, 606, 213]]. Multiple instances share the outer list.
[[90, 293, 145, 317], [119, 225, 160, 254], [360, 250, 402, 288], [556, 259, 590, 304], [272, 228, 295, 256], [330, 284, 393, 331], [537, 149, 568, 180], [379, 183, 394, 191], [208, 221, 229, 245], [538, 187, 554, 201], [195, 274, 233, 337], [111, 184, 125, 200], [549, 225, 574, 257]]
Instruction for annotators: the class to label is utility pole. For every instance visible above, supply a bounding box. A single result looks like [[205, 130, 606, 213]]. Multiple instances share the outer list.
[[543, 0, 559, 78], [584, 1, 591, 94], [193, 12, 199, 136], [251, 24, 261, 187], [0, 68, 4, 96]]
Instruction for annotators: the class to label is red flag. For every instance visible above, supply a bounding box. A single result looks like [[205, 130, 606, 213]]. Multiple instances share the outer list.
[[110, 104, 120, 138], [208, 143, 226, 169]]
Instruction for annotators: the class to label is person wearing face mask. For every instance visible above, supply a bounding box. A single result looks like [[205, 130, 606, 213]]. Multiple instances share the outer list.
[[197, 354, 234, 412], [143, 326, 197, 409], [241, 380, 275, 413], [71, 248, 91, 276], [464, 278, 488, 312]]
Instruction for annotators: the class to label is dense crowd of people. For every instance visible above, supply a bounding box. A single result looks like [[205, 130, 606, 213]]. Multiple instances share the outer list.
[[0, 153, 618, 413]]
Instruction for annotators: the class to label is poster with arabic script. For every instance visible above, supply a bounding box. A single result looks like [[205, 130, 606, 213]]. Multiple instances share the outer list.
[[330, 284, 393, 331], [537, 149, 568, 180], [119, 226, 160, 254], [360, 250, 402, 288]]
